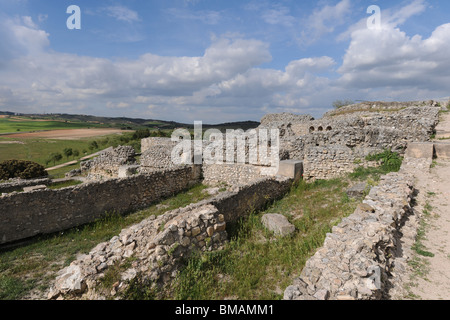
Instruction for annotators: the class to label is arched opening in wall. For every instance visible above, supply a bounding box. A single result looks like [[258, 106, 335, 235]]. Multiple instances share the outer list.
[[326, 126, 332, 131], [309, 126, 315, 133], [318, 126, 323, 132]]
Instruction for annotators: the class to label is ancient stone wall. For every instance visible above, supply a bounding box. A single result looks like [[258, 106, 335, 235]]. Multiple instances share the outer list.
[[202, 163, 263, 187], [0, 177, 52, 194], [48, 175, 294, 300], [264, 105, 440, 181], [141, 137, 174, 154], [81, 146, 136, 180], [0, 166, 201, 245], [283, 169, 416, 300]]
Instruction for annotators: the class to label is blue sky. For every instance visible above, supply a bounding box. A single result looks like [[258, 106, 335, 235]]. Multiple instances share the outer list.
[[1, 0, 450, 123]]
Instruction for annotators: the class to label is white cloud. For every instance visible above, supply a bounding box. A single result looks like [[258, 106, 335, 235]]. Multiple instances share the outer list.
[[103, 5, 140, 23], [261, 5, 296, 27], [338, 22, 450, 92], [166, 7, 222, 25], [338, 0, 428, 41], [300, 0, 352, 44], [2, 2, 450, 123]]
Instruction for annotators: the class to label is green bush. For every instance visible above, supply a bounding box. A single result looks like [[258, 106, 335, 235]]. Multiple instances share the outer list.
[[365, 149, 403, 172], [333, 99, 354, 109], [0, 159, 48, 180]]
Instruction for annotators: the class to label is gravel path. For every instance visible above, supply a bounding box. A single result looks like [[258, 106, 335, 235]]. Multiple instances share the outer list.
[[404, 112, 450, 300]]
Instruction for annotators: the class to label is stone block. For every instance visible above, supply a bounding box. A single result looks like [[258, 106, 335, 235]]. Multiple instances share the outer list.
[[346, 182, 368, 199], [276, 160, 303, 181], [118, 165, 140, 178], [404, 142, 434, 159], [261, 213, 295, 237], [434, 142, 450, 160], [23, 185, 47, 192]]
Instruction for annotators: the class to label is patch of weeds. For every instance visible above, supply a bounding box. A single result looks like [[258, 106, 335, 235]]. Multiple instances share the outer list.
[[99, 256, 137, 293], [412, 202, 435, 258], [121, 274, 158, 300], [365, 149, 403, 172], [0, 276, 30, 300], [0, 183, 210, 300], [169, 177, 359, 300], [48, 180, 83, 190], [350, 150, 403, 181]]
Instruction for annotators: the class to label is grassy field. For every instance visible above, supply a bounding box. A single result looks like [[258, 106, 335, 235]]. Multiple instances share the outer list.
[[0, 137, 116, 168], [164, 178, 359, 300], [0, 116, 107, 134]]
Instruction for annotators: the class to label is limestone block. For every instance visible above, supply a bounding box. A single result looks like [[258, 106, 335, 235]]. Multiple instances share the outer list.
[[346, 182, 368, 199], [23, 185, 47, 192], [404, 142, 434, 159], [118, 165, 140, 178], [276, 160, 303, 181], [434, 142, 450, 160], [261, 213, 295, 237]]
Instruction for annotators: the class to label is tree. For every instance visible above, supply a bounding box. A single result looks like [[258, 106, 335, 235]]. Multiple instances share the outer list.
[[0, 160, 48, 180], [88, 140, 98, 151], [133, 128, 151, 140], [48, 152, 63, 166], [73, 149, 80, 158], [333, 99, 354, 109], [63, 148, 73, 160]]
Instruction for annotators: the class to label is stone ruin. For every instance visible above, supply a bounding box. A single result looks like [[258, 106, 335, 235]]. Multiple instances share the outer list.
[[80, 145, 137, 180], [82, 101, 440, 186], [1, 99, 446, 300]]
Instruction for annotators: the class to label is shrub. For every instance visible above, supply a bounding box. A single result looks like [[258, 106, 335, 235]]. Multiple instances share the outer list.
[[333, 99, 354, 109], [365, 149, 403, 172], [0, 160, 48, 180], [132, 128, 151, 140]]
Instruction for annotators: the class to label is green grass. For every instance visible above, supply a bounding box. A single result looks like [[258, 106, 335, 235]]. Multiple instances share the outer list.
[[46, 162, 82, 179], [0, 130, 144, 168], [0, 183, 210, 300], [411, 202, 435, 258], [350, 149, 403, 181], [48, 180, 83, 190], [164, 178, 358, 300], [0, 117, 106, 134], [0, 138, 106, 167]]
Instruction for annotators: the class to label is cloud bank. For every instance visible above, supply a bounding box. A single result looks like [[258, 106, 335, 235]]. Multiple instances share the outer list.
[[1, 1, 450, 123]]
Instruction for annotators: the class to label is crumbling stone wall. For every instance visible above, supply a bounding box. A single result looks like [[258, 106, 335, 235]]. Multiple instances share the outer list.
[[48, 204, 228, 300], [202, 163, 263, 187], [0, 177, 52, 194], [48, 175, 294, 300], [283, 170, 416, 300], [81, 146, 136, 180], [0, 166, 201, 245], [261, 104, 440, 181]]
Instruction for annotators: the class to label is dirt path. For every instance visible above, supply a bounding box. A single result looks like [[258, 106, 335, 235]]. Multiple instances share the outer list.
[[46, 147, 113, 171], [403, 112, 450, 300], [406, 159, 450, 300]]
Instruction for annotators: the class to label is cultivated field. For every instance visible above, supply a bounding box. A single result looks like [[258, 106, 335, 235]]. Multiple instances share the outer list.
[[5, 128, 131, 140], [0, 117, 139, 170], [0, 116, 106, 134]]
